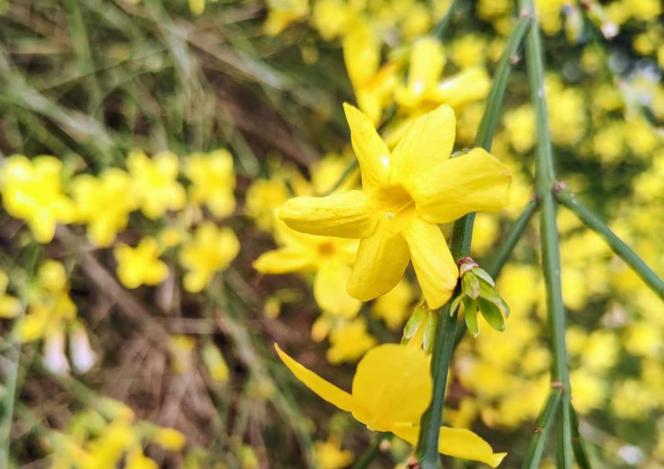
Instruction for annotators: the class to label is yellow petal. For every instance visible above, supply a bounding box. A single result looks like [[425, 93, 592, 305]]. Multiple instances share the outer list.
[[280, 190, 377, 238], [412, 148, 511, 224], [351, 344, 431, 431], [429, 67, 491, 108], [342, 21, 379, 88], [343, 103, 390, 192], [408, 37, 445, 96], [253, 248, 314, 274], [314, 261, 362, 318], [403, 218, 458, 309], [274, 344, 355, 412], [347, 224, 410, 302], [391, 425, 507, 467], [391, 105, 455, 187]]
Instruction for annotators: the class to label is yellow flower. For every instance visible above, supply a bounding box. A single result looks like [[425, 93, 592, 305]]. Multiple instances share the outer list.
[[0, 270, 21, 319], [185, 149, 236, 218], [280, 104, 511, 308], [127, 150, 186, 219], [254, 217, 361, 317], [179, 222, 239, 292], [343, 21, 398, 125], [263, 0, 309, 35], [313, 438, 353, 469], [125, 448, 158, 469], [114, 237, 168, 289], [153, 427, 186, 451], [275, 343, 506, 466], [326, 317, 376, 364], [71, 168, 136, 247], [245, 178, 290, 232], [371, 278, 415, 330], [395, 37, 490, 113], [0, 155, 75, 243]]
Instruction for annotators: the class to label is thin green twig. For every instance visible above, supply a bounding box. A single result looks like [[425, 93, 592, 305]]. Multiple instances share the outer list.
[[556, 188, 664, 298], [519, 0, 574, 466], [520, 387, 563, 469], [0, 335, 21, 469]]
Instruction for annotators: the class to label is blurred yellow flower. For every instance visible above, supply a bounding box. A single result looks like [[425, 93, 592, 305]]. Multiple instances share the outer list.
[[313, 438, 353, 469], [0, 270, 21, 319], [185, 150, 236, 218], [326, 317, 376, 364], [127, 150, 186, 219], [371, 278, 415, 330], [202, 341, 230, 383], [263, 0, 309, 35], [276, 343, 506, 466], [254, 218, 360, 317], [280, 104, 511, 308], [179, 222, 239, 292], [71, 168, 136, 247], [114, 237, 168, 289], [0, 155, 75, 243]]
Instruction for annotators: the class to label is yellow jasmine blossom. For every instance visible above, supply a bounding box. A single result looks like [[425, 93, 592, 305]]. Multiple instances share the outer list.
[[201, 341, 230, 383], [114, 237, 168, 289], [127, 150, 186, 219], [179, 222, 239, 292], [313, 438, 353, 469], [395, 37, 490, 112], [326, 317, 376, 364], [280, 104, 511, 308], [263, 0, 309, 35], [371, 278, 415, 330], [153, 427, 186, 451], [343, 21, 399, 125], [254, 219, 361, 318], [185, 149, 236, 218], [275, 343, 506, 466], [71, 168, 136, 247], [0, 155, 75, 243]]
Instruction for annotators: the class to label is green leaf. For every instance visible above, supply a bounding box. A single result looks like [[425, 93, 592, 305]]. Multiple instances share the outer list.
[[478, 298, 505, 331], [461, 272, 480, 299], [463, 297, 479, 337], [472, 266, 495, 287], [402, 302, 427, 340], [449, 293, 464, 316]]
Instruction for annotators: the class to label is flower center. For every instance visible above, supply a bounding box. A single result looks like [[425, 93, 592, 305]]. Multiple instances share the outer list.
[[373, 184, 415, 221], [317, 241, 336, 258]]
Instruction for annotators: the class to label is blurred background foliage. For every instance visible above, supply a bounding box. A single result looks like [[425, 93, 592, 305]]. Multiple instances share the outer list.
[[0, 0, 663, 468]]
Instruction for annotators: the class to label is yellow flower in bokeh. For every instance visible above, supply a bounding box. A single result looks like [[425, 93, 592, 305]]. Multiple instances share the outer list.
[[280, 104, 511, 308], [71, 169, 136, 247], [263, 0, 309, 35], [254, 218, 361, 318], [0, 155, 75, 243], [114, 237, 168, 289], [326, 317, 376, 364], [276, 343, 506, 466], [395, 37, 490, 113], [201, 341, 230, 383], [127, 150, 186, 219], [179, 222, 239, 292], [343, 20, 399, 125], [313, 438, 353, 469], [185, 149, 236, 218], [371, 278, 415, 330]]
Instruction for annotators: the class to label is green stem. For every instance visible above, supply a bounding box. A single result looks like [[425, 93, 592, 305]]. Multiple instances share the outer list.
[[570, 404, 592, 469], [519, 0, 574, 467], [453, 198, 539, 348], [433, 0, 464, 39], [415, 306, 457, 468], [520, 388, 562, 469], [415, 12, 531, 468], [351, 433, 392, 469], [556, 188, 664, 298]]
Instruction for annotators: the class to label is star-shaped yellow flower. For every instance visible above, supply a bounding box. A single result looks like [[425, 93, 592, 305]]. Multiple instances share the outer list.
[[280, 103, 511, 308], [276, 343, 506, 467]]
